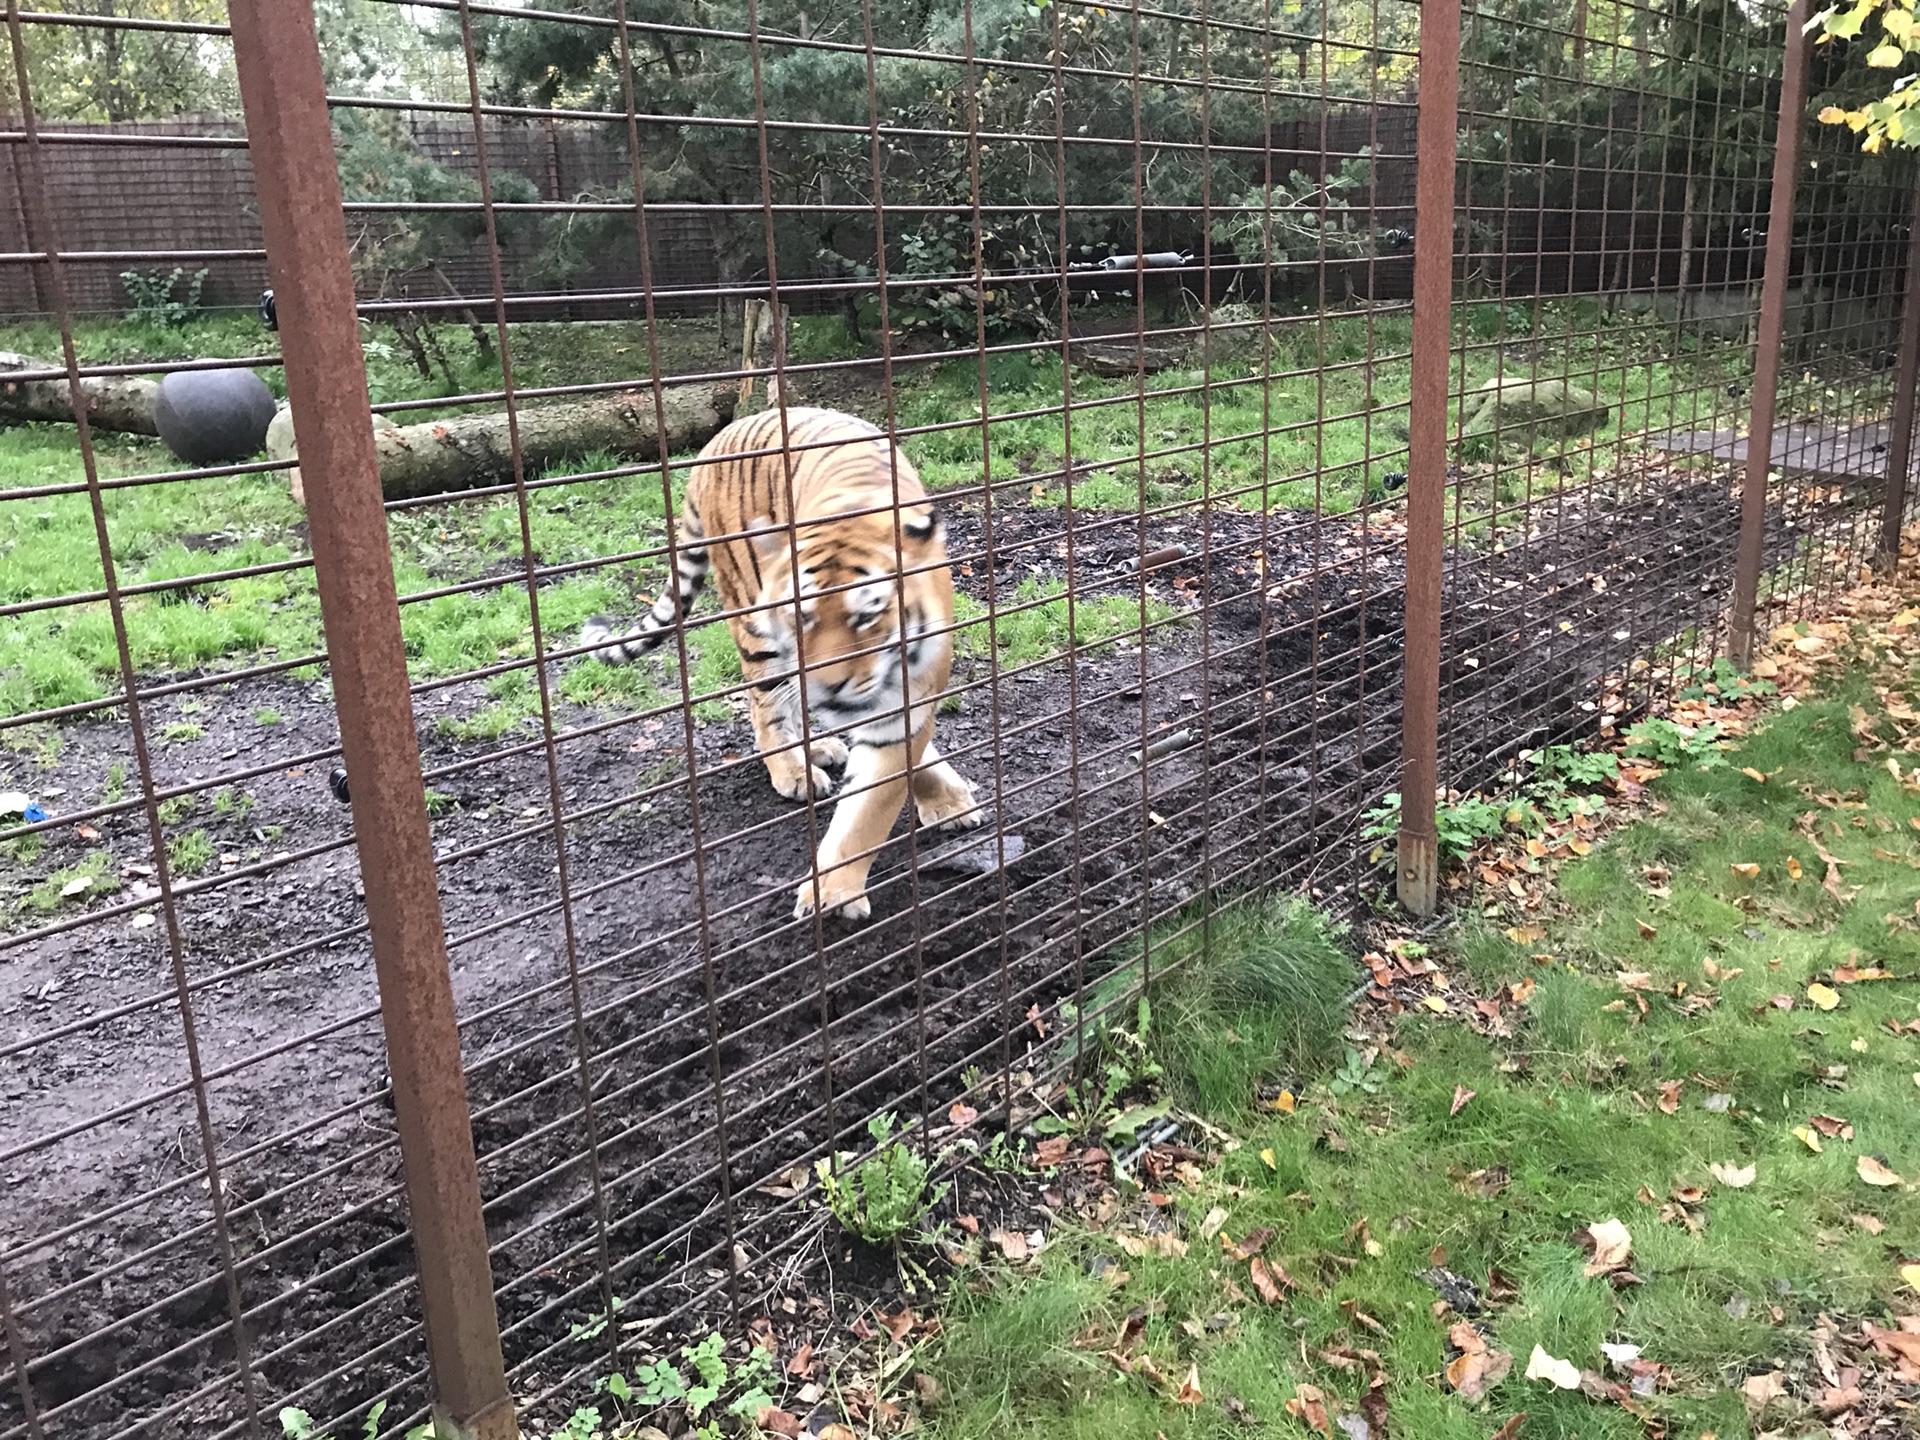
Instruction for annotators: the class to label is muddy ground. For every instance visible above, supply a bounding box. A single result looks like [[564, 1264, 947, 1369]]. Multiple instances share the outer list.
[[0, 467, 1823, 1439]]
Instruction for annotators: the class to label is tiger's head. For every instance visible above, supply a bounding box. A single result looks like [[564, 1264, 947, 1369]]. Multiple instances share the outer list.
[[744, 500, 950, 719]]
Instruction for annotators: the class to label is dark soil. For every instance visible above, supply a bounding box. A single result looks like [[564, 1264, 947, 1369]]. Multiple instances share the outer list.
[[0, 464, 1824, 1440]]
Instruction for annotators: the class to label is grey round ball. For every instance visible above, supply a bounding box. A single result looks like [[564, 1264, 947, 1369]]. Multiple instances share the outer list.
[[153, 368, 278, 465]]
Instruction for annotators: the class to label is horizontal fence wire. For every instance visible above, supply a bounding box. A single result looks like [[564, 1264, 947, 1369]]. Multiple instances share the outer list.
[[0, 0, 1913, 1437]]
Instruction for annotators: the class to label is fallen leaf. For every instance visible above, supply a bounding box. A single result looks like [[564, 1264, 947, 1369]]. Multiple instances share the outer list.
[[1636, 919, 1658, 939], [1792, 1126, 1823, 1154], [1808, 1113, 1855, 1140], [1833, 964, 1893, 983], [1248, 1256, 1288, 1305], [1420, 995, 1449, 1013], [1852, 1213, 1885, 1235], [990, 1228, 1030, 1262], [1199, 1207, 1229, 1242], [1767, 994, 1795, 1010], [1807, 983, 1840, 1011], [1445, 1321, 1515, 1400], [1900, 1262, 1920, 1293], [1488, 1417, 1526, 1440], [1270, 1090, 1297, 1114], [785, 1343, 814, 1378], [1656, 1079, 1682, 1115], [948, 1102, 978, 1127], [1741, 1371, 1786, 1412], [1175, 1363, 1203, 1405], [1709, 1161, 1756, 1188], [1730, 862, 1760, 879], [1506, 924, 1546, 944], [1286, 1383, 1334, 1437], [1857, 1155, 1905, 1187], [1260, 1147, 1276, 1170], [757, 1408, 805, 1437], [1863, 1320, 1920, 1373], [1817, 1385, 1865, 1415], [1450, 1085, 1476, 1117], [1524, 1344, 1582, 1390], [1786, 856, 1804, 879], [1034, 1135, 1071, 1167], [1579, 1218, 1633, 1277]]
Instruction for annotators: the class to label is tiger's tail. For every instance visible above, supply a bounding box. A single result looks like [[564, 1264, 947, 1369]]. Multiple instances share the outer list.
[[578, 509, 709, 663]]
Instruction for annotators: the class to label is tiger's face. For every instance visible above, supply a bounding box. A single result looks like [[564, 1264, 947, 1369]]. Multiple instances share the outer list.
[[746, 503, 949, 722]]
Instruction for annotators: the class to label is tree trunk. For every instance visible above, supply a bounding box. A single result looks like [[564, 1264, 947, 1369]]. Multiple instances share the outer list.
[[310, 384, 738, 504], [0, 351, 160, 434]]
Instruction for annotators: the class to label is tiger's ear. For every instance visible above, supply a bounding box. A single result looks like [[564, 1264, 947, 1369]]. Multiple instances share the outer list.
[[901, 507, 939, 543]]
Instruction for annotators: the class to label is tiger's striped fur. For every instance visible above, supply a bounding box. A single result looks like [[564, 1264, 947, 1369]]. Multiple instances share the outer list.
[[579, 407, 982, 921]]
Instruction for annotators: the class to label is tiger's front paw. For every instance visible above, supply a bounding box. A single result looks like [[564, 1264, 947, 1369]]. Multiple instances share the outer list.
[[917, 785, 986, 832], [771, 764, 836, 802], [792, 881, 871, 923], [809, 737, 849, 771]]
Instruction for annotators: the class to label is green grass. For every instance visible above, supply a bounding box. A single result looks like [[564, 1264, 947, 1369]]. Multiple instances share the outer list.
[[166, 828, 215, 878], [23, 850, 119, 913], [0, 304, 1774, 729], [919, 673, 1920, 1440]]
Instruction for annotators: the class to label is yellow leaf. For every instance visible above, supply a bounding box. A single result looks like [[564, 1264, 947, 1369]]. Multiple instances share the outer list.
[[1901, 1263, 1920, 1293], [1793, 1126, 1823, 1153], [1819, 104, 1851, 123], [1786, 856, 1803, 880], [1568, 838, 1592, 856], [1807, 983, 1841, 1011], [1260, 1147, 1276, 1171], [1730, 862, 1761, 879], [1742, 767, 1767, 783], [1420, 995, 1449, 1013], [1270, 1090, 1297, 1114], [1868, 40, 1906, 65], [1506, 924, 1546, 944]]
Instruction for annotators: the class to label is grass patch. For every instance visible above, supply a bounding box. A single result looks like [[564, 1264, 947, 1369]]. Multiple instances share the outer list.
[[918, 669, 1920, 1440], [23, 850, 119, 913], [166, 828, 215, 878]]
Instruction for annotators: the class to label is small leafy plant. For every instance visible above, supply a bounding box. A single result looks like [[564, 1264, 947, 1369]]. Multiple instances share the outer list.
[[121, 266, 208, 327], [1678, 655, 1777, 703], [596, 1333, 776, 1439], [1050, 993, 1168, 1139], [1363, 791, 1512, 865], [279, 1400, 392, 1440], [816, 1112, 948, 1247], [1327, 1047, 1384, 1097], [1624, 717, 1729, 770]]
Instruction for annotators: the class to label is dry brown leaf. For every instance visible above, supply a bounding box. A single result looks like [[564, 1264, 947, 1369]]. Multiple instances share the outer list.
[[1635, 919, 1658, 939], [1578, 1218, 1632, 1277], [1852, 1212, 1886, 1235], [1488, 1416, 1527, 1440], [1175, 1363, 1203, 1405], [1730, 862, 1761, 879], [1286, 1383, 1335, 1437], [785, 1343, 814, 1378], [1741, 1371, 1786, 1412], [1808, 1113, 1855, 1140], [1034, 1135, 1071, 1167], [1248, 1256, 1287, 1305], [1857, 1154, 1905, 1187], [947, 1102, 978, 1127], [1709, 1161, 1756, 1188], [990, 1228, 1030, 1262], [1445, 1322, 1514, 1401], [1656, 1079, 1682, 1115], [1450, 1085, 1476, 1117]]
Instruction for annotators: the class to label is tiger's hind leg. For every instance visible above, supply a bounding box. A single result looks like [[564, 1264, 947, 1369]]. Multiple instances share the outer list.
[[910, 736, 984, 831]]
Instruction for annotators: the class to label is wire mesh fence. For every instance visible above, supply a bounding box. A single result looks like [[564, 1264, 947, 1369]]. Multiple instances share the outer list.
[[0, 1, 1914, 1438]]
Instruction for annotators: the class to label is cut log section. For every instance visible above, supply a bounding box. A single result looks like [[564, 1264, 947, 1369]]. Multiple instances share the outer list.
[[0, 351, 160, 435], [0, 347, 739, 502]]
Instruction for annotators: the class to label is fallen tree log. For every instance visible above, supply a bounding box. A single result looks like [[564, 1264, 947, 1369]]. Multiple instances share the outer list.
[[0, 345, 738, 501], [355, 383, 737, 502], [0, 351, 160, 435]]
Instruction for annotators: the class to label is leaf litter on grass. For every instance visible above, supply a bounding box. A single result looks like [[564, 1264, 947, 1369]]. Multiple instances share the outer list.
[[909, 528, 1920, 1440]]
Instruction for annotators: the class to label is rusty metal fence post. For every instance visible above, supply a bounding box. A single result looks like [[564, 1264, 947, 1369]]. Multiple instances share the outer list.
[[1730, 0, 1810, 666], [226, 4, 516, 1438], [1877, 180, 1920, 570], [1397, 0, 1460, 917]]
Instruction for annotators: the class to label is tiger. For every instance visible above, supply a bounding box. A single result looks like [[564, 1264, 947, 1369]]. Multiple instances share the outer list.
[[579, 406, 984, 922]]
